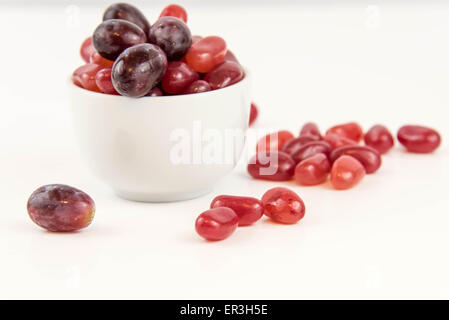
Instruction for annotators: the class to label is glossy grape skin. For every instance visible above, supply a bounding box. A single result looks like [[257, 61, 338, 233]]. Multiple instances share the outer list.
[[326, 122, 364, 143], [330, 155, 366, 190], [195, 207, 239, 241], [281, 135, 320, 157], [112, 43, 167, 97], [294, 153, 331, 186], [324, 133, 357, 150], [89, 51, 114, 68], [397, 125, 441, 153], [72, 63, 102, 92], [146, 87, 164, 96], [256, 130, 295, 153], [210, 195, 264, 226], [204, 61, 244, 89], [161, 61, 199, 94], [300, 122, 322, 140], [330, 145, 381, 174], [247, 151, 295, 181], [95, 67, 118, 94], [184, 80, 211, 94], [291, 141, 332, 164], [159, 4, 188, 23], [249, 102, 258, 126], [27, 184, 95, 232], [186, 36, 227, 73], [148, 17, 191, 61], [103, 2, 151, 35], [364, 125, 394, 154], [93, 19, 147, 61], [80, 37, 95, 63], [262, 187, 305, 224]]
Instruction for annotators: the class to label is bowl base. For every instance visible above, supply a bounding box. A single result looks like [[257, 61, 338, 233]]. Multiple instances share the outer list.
[[113, 187, 213, 203]]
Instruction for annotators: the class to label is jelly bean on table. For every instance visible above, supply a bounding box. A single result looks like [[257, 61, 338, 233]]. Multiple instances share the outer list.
[[195, 207, 239, 241], [330, 145, 381, 174], [300, 122, 322, 140], [249, 102, 258, 126], [326, 122, 364, 143], [256, 130, 295, 153], [281, 135, 320, 157], [330, 155, 366, 190], [397, 125, 441, 153], [290, 141, 331, 164], [210, 195, 264, 226], [247, 151, 295, 181], [262, 187, 306, 224], [324, 133, 357, 150], [364, 125, 394, 154], [294, 153, 330, 186]]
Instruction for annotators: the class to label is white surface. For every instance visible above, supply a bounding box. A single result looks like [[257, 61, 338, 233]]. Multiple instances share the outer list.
[[1, 2, 449, 299]]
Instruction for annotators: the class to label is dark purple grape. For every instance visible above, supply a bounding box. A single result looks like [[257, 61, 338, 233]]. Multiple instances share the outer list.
[[112, 43, 167, 97], [148, 17, 191, 61], [103, 3, 151, 35], [27, 184, 95, 232], [93, 19, 147, 61], [184, 80, 211, 94]]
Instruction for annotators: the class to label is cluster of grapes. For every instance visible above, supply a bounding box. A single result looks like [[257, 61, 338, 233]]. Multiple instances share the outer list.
[[72, 3, 245, 98]]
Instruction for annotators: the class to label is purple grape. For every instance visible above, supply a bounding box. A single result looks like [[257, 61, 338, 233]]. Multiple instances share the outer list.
[[112, 43, 168, 97], [93, 19, 147, 61], [103, 3, 151, 35], [148, 17, 191, 61]]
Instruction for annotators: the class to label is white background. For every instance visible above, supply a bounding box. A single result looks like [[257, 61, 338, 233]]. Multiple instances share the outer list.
[[1, 1, 448, 299]]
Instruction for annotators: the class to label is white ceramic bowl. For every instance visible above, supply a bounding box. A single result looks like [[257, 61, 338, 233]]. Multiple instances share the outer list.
[[68, 73, 250, 202]]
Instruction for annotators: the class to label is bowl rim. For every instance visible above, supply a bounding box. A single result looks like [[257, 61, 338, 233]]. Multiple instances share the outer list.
[[69, 67, 250, 100]]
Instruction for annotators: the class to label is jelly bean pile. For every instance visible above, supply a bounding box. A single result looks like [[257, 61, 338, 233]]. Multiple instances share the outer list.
[[73, 3, 245, 98], [248, 122, 441, 190]]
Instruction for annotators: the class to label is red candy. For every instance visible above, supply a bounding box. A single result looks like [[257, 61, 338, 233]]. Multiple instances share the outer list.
[[291, 141, 331, 164], [184, 80, 211, 94], [224, 50, 239, 63], [186, 36, 227, 73], [162, 61, 199, 94], [300, 122, 322, 140], [159, 4, 188, 23], [95, 67, 118, 94], [397, 125, 441, 153], [195, 207, 239, 241], [256, 130, 294, 153], [262, 187, 306, 224], [326, 122, 364, 143], [364, 125, 394, 154], [330, 145, 381, 174], [324, 133, 357, 150], [294, 153, 330, 186], [72, 63, 102, 92], [146, 87, 164, 96], [330, 155, 366, 190], [247, 151, 295, 181], [89, 51, 114, 68], [204, 61, 244, 90], [249, 102, 258, 126], [281, 135, 320, 157], [210, 195, 264, 226], [80, 37, 95, 63]]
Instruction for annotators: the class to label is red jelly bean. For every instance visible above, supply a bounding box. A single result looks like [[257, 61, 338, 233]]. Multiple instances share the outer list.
[[281, 135, 320, 157], [191, 35, 203, 44], [294, 153, 330, 186], [195, 207, 238, 241], [210, 195, 264, 226], [184, 80, 211, 94], [89, 51, 114, 68], [330, 145, 381, 174], [300, 122, 322, 140], [397, 125, 441, 153], [159, 4, 188, 23], [262, 187, 306, 224], [249, 102, 258, 126], [256, 130, 295, 153], [95, 67, 118, 94], [80, 36, 95, 63], [330, 155, 366, 190], [224, 50, 239, 63], [185, 36, 227, 73], [146, 87, 164, 96], [291, 141, 331, 164], [247, 151, 295, 181], [27, 184, 95, 232], [364, 125, 394, 154], [162, 61, 199, 94], [72, 63, 102, 92], [326, 122, 364, 143], [204, 61, 244, 90], [324, 133, 357, 150]]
